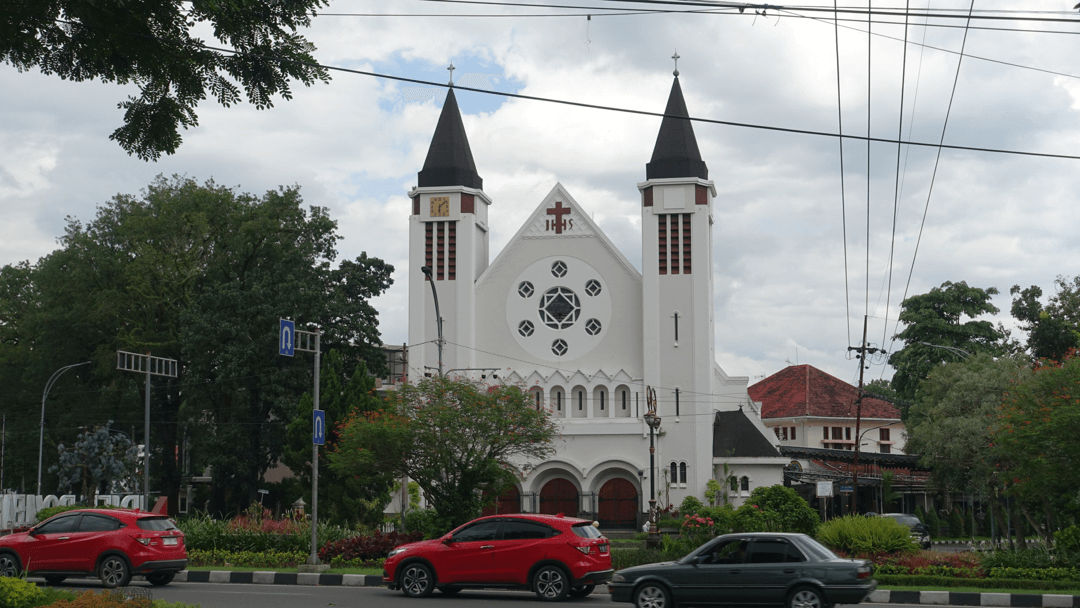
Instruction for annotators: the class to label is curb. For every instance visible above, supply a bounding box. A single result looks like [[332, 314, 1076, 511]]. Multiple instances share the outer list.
[[867, 590, 1080, 607], [174, 570, 383, 587]]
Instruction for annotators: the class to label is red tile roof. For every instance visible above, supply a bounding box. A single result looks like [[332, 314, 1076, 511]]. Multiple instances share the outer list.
[[748, 365, 900, 420]]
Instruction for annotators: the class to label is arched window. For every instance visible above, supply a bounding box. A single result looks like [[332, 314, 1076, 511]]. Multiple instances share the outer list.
[[615, 385, 631, 418], [669, 462, 678, 485], [679, 462, 687, 484], [530, 387, 544, 411], [572, 386, 587, 418], [740, 476, 750, 493], [729, 476, 738, 492]]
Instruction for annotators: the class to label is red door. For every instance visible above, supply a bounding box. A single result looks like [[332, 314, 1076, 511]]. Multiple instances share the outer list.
[[481, 486, 521, 516], [598, 478, 638, 528], [539, 478, 579, 516]]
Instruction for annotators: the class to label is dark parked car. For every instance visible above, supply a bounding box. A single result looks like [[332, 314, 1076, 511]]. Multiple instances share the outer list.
[[0, 508, 187, 587], [383, 513, 612, 601], [608, 532, 875, 608], [881, 513, 931, 549]]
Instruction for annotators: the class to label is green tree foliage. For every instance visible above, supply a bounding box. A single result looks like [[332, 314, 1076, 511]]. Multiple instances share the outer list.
[[733, 485, 819, 534], [282, 350, 394, 527], [1011, 276, 1080, 362], [0, 176, 392, 515], [906, 354, 1030, 497], [51, 422, 139, 503], [330, 377, 559, 532], [816, 515, 917, 554], [993, 354, 1080, 523], [888, 281, 1009, 404], [1, 0, 330, 160]]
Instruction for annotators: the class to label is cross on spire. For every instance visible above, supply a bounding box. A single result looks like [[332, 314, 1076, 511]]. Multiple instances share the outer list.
[[447, 61, 456, 85], [671, 51, 680, 77]]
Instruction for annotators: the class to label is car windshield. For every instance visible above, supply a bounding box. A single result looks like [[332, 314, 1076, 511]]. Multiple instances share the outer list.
[[796, 536, 839, 561], [885, 514, 920, 527]]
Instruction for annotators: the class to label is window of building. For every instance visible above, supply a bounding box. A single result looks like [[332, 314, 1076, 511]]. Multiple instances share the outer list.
[[740, 476, 750, 492], [790, 426, 796, 440], [880, 428, 890, 441], [679, 462, 687, 484], [599, 391, 605, 412], [577, 390, 584, 411], [670, 462, 678, 485], [823, 426, 829, 439], [844, 427, 852, 440], [780, 427, 788, 441], [880, 444, 891, 454]]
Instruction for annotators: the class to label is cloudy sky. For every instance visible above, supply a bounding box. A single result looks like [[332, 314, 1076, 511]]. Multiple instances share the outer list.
[[2, 0, 1078, 386]]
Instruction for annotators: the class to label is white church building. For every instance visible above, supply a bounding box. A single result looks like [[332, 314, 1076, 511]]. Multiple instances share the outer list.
[[405, 73, 787, 528]]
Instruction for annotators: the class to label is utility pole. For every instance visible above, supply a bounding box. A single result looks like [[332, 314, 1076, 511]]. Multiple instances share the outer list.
[[847, 315, 880, 514]]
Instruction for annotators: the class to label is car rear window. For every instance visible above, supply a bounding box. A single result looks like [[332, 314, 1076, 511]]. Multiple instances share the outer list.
[[885, 514, 920, 527], [571, 522, 602, 539], [137, 517, 179, 531]]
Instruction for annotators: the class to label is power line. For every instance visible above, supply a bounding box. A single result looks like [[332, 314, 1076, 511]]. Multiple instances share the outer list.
[[832, 0, 852, 347], [882, 0, 911, 348]]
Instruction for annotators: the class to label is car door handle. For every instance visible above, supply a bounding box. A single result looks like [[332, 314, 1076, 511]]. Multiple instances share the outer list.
[[480, 545, 494, 549], [57, 536, 70, 540], [783, 569, 796, 574]]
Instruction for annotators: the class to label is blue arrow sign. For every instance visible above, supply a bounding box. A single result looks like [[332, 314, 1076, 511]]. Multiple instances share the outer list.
[[313, 409, 326, 446], [279, 319, 295, 357]]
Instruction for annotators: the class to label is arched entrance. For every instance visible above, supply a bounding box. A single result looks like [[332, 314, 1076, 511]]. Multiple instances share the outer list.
[[481, 486, 521, 516], [598, 478, 638, 528], [539, 478, 579, 516]]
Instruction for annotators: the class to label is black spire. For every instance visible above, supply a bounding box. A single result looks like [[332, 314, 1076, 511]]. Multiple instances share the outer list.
[[418, 88, 483, 189], [646, 76, 708, 180]]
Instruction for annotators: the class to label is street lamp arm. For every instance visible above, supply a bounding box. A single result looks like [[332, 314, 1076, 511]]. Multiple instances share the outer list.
[[420, 266, 445, 376], [38, 360, 92, 497]]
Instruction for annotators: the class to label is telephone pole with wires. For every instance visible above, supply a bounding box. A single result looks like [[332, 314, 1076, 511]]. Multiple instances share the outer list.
[[847, 315, 881, 514]]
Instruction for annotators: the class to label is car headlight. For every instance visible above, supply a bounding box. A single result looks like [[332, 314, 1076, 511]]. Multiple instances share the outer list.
[[388, 547, 407, 558], [611, 573, 626, 583]]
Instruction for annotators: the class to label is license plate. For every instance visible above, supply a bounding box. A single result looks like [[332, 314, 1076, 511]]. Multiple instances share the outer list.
[[163, 537, 178, 546]]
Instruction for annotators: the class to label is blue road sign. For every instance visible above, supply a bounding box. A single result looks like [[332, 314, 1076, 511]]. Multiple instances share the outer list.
[[279, 319, 295, 356], [313, 409, 326, 446]]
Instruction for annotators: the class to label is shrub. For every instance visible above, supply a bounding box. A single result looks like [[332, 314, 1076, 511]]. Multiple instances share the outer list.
[[734, 486, 818, 534], [318, 530, 423, 563], [42, 589, 199, 607], [0, 577, 46, 608], [980, 545, 1056, 570], [401, 508, 444, 538], [817, 515, 917, 554], [1055, 524, 1080, 554], [188, 549, 307, 568], [680, 496, 704, 516], [611, 548, 670, 570], [178, 511, 355, 553]]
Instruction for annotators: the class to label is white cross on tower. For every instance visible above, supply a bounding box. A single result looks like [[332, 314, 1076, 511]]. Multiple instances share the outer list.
[[447, 61, 456, 85], [672, 51, 680, 77]]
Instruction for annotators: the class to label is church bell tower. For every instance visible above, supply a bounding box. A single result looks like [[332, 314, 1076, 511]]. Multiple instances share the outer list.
[[408, 85, 492, 378]]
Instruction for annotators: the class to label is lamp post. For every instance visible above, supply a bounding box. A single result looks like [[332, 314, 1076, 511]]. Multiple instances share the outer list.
[[420, 266, 445, 376], [643, 387, 662, 546], [38, 361, 91, 496]]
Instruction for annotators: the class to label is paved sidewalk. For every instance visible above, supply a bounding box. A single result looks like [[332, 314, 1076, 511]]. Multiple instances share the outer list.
[[174, 572, 1080, 607]]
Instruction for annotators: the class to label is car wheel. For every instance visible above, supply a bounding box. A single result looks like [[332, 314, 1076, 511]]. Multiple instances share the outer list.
[[532, 565, 569, 601], [44, 575, 67, 585], [634, 582, 671, 608], [788, 585, 826, 608], [439, 585, 462, 596], [98, 554, 131, 588], [399, 562, 435, 597], [570, 584, 595, 597], [0, 552, 21, 578], [146, 571, 175, 586]]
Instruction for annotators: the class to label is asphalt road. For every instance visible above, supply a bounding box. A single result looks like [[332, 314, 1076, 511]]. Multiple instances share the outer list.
[[36, 580, 929, 608]]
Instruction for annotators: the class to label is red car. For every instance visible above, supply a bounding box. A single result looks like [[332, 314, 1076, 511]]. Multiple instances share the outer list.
[[0, 508, 187, 587], [384, 513, 612, 601]]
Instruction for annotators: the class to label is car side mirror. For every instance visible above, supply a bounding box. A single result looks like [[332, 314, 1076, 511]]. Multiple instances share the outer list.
[[28, 528, 39, 537], [442, 536, 454, 545]]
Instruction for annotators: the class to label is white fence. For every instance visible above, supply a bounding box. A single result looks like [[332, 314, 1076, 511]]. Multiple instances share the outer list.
[[0, 494, 146, 529]]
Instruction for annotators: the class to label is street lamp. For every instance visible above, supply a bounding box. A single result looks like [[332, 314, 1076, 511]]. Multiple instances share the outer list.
[[420, 266, 445, 376], [38, 361, 91, 496], [643, 387, 662, 545]]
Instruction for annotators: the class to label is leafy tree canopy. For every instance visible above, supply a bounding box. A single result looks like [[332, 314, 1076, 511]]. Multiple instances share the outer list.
[[1010, 276, 1080, 362], [888, 281, 1008, 402], [905, 353, 1029, 496], [330, 377, 559, 533], [1, 0, 329, 160], [51, 422, 139, 504]]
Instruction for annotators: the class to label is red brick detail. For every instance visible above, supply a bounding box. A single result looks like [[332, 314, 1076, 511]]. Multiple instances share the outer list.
[[461, 194, 475, 214], [424, 222, 433, 276], [412, 196, 420, 215], [682, 214, 692, 274], [643, 187, 653, 207], [447, 221, 457, 280], [436, 222, 445, 280], [748, 364, 901, 420], [671, 215, 680, 275], [695, 185, 708, 205], [657, 215, 668, 275]]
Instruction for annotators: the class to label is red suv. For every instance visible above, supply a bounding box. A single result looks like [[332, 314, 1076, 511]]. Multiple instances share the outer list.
[[384, 513, 612, 601], [0, 508, 187, 587]]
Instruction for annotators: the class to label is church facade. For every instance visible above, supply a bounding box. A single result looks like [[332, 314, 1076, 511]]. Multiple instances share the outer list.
[[405, 74, 787, 527]]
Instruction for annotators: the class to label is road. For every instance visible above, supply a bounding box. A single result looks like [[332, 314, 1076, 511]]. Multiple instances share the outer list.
[[38, 580, 938, 608]]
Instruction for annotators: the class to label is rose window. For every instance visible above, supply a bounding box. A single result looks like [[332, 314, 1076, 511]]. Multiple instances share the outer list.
[[539, 286, 580, 330]]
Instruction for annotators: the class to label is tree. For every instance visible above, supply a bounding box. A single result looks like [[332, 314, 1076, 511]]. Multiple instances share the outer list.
[[994, 354, 1080, 528], [330, 377, 559, 532], [282, 350, 395, 527], [1, 0, 329, 160], [1010, 276, 1080, 362], [0, 175, 393, 515], [51, 422, 139, 504], [888, 281, 1009, 403]]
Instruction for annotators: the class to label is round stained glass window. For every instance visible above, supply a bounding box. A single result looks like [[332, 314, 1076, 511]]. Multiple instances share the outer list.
[[539, 286, 580, 330], [552, 339, 568, 356], [551, 260, 567, 278]]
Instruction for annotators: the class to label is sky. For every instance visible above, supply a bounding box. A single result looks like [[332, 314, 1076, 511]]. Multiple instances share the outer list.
[[2, 0, 1079, 387]]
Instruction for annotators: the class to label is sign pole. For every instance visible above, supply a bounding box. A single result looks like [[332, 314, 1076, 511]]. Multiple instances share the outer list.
[[309, 331, 320, 566], [144, 365, 151, 510]]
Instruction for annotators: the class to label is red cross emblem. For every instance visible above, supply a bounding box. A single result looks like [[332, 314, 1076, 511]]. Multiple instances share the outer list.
[[545, 201, 572, 234]]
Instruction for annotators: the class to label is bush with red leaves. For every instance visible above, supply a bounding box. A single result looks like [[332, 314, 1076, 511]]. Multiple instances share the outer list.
[[318, 530, 423, 562]]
